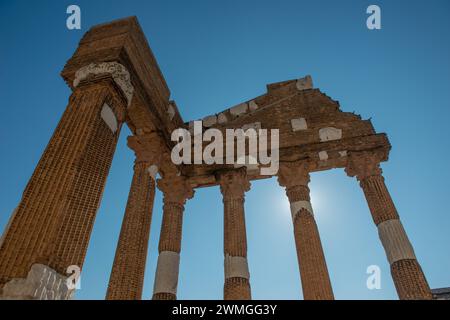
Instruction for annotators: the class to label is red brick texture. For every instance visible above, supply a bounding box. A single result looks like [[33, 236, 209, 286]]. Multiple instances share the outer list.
[[391, 259, 432, 300], [224, 277, 251, 300], [158, 202, 184, 254], [106, 161, 156, 300], [0, 81, 126, 287], [152, 292, 176, 300], [359, 175, 399, 225], [286, 184, 334, 300]]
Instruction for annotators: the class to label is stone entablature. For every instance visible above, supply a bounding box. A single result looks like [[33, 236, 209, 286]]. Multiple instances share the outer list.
[[181, 80, 389, 187]]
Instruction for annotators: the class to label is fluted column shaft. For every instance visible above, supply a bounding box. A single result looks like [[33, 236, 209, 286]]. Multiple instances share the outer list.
[[152, 177, 193, 300], [347, 152, 432, 300], [106, 161, 156, 300], [0, 80, 127, 295], [219, 169, 251, 300], [278, 162, 334, 300]]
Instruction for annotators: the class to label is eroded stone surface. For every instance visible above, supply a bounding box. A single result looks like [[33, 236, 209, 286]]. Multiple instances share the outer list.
[[378, 219, 416, 264], [291, 118, 307, 131], [224, 255, 250, 280], [167, 104, 176, 120], [319, 151, 329, 161], [319, 127, 342, 142], [229, 103, 248, 116], [1, 264, 74, 300], [202, 115, 217, 127], [290, 200, 314, 220], [296, 75, 313, 91], [218, 113, 228, 124], [248, 100, 258, 111], [153, 251, 180, 295], [147, 165, 159, 180], [73, 62, 134, 106], [101, 103, 118, 133]]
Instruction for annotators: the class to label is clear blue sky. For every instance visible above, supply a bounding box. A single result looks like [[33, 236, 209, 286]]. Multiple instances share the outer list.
[[0, 0, 449, 300]]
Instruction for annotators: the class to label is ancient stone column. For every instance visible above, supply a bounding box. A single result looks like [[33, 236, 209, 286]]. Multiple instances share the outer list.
[[278, 161, 334, 300], [0, 62, 131, 299], [346, 151, 432, 300], [218, 168, 252, 300], [152, 176, 194, 300]]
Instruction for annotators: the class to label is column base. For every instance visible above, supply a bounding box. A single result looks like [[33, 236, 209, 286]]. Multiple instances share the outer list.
[[152, 292, 176, 300], [391, 259, 432, 300], [0, 264, 74, 300], [224, 277, 251, 300]]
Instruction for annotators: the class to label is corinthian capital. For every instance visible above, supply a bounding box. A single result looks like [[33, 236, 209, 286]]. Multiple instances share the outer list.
[[158, 176, 194, 205], [127, 132, 168, 165], [345, 150, 384, 181], [277, 160, 312, 188], [73, 62, 134, 106], [218, 168, 251, 200]]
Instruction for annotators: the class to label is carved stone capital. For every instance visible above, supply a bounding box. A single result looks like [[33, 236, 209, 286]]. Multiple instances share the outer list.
[[127, 133, 167, 165], [345, 151, 384, 181], [158, 176, 194, 205], [218, 168, 251, 200], [73, 62, 134, 106], [277, 160, 312, 188]]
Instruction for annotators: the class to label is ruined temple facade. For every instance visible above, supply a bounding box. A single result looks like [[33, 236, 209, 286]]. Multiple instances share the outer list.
[[0, 17, 433, 300]]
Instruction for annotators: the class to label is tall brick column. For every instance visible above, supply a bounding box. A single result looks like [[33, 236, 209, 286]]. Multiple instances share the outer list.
[[105, 134, 164, 300], [218, 168, 252, 300], [0, 62, 132, 299], [152, 176, 194, 300], [106, 160, 154, 300], [278, 161, 334, 300], [346, 151, 432, 300]]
